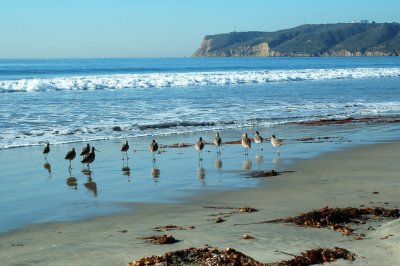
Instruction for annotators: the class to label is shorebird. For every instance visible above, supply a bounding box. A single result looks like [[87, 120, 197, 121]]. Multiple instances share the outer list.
[[149, 139, 159, 161], [195, 137, 205, 160], [64, 148, 76, 169], [241, 133, 251, 155], [213, 132, 222, 154], [271, 134, 284, 152], [43, 142, 50, 160], [254, 131, 263, 153], [81, 147, 99, 168], [121, 140, 129, 159], [80, 143, 90, 157]]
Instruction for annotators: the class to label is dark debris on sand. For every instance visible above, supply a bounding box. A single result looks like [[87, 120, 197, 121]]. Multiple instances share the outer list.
[[266, 206, 400, 236], [247, 170, 296, 178], [204, 206, 259, 214], [153, 225, 195, 232], [248, 170, 279, 177], [127, 247, 265, 266], [290, 116, 400, 126], [138, 235, 178, 245], [127, 246, 355, 266], [159, 143, 193, 148], [275, 247, 355, 266]]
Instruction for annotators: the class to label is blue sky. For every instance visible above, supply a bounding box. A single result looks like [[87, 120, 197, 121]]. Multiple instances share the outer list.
[[0, 0, 399, 58]]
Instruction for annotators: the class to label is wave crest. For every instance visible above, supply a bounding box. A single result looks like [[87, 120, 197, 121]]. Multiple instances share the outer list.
[[1, 67, 400, 92]]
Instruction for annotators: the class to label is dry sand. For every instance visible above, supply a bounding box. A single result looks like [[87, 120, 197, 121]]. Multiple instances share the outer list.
[[0, 142, 399, 265]]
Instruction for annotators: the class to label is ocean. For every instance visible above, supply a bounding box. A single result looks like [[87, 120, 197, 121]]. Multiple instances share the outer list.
[[1, 57, 400, 233], [1, 57, 400, 149]]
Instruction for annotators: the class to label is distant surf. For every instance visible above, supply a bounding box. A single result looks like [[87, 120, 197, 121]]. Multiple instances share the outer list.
[[2, 67, 400, 92]]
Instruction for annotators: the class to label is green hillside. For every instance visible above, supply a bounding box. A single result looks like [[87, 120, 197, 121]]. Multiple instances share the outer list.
[[193, 22, 400, 57]]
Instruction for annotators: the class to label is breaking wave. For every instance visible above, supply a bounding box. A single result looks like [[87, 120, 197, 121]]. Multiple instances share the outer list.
[[2, 67, 400, 92]]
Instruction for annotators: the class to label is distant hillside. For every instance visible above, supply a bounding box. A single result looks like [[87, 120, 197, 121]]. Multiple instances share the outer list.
[[193, 23, 400, 57]]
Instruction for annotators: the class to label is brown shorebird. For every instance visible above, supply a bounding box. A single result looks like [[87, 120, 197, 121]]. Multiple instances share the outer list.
[[80, 143, 90, 157], [241, 133, 251, 155], [195, 137, 205, 160], [149, 139, 159, 161], [271, 134, 284, 152], [121, 140, 129, 159], [65, 148, 76, 168], [81, 147, 98, 168], [213, 132, 222, 154], [43, 142, 50, 160], [254, 131, 263, 153]]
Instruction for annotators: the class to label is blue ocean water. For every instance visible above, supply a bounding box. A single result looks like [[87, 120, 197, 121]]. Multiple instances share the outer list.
[[1, 57, 400, 233], [1, 57, 400, 149]]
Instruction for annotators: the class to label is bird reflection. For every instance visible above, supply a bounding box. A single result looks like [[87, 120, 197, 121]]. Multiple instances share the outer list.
[[43, 161, 52, 178], [197, 159, 206, 180], [122, 158, 131, 182], [272, 154, 283, 165], [255, 154, 264, 166], [151, 167, 160, 179], [66, 164, 78, 188], [197, 167, 206, 180], [215, 158, 223, 170], [83, 170, 97, 197], [66, 176, 78, 189], [243, 159, 252, 171], [151, 160, 160, 180]]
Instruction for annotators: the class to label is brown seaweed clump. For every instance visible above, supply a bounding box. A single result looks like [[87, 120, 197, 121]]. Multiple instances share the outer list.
[[277, 247, 355, 265], [159, 143, 192, 148], [267, 206, 400, 236], [239, 206, 259, 213], [127, 246, 355, 266], [139, 235, 178, 245], [127, 247, 265, 266], [248, 170, 279, 178]]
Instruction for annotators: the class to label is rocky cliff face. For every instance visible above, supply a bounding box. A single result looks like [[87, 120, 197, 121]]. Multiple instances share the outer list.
[[193, 23, 400, 57]]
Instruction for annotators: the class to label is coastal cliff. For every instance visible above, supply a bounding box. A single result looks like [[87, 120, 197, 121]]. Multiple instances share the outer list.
[[193, 22, 400, 57]]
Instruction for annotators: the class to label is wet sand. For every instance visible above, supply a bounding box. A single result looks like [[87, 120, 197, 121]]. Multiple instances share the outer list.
[[0, 139, 399, 265]]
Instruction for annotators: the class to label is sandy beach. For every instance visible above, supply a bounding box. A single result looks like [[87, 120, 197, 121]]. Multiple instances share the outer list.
[[0, 132, 399, 265]]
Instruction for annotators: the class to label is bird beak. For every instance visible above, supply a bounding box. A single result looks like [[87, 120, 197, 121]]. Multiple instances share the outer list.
[[95, 148, 101, 152]]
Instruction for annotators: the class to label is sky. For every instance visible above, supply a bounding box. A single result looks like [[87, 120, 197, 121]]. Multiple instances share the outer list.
[[0, 0, 399, 58]]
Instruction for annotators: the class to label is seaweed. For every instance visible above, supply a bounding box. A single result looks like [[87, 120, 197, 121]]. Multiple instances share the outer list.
[[127, 246, 355, 266], [265, 206, 399, 236], [138, 235, 178, 245]]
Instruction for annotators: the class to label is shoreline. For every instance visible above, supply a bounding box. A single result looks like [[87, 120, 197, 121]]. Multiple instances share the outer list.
[[0, 140, 399, 265]]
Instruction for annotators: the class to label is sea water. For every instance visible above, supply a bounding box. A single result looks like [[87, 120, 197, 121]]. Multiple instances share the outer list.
[[1, 57, 400, 233], [1, 57, 400, 149]]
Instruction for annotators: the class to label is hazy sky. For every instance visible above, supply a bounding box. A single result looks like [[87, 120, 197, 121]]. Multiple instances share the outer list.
[[0, 0, 399, 58]]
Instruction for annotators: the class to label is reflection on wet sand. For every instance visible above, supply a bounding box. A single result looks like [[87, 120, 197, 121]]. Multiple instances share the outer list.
[[272, 154, 283, 165], [197, 159, 206, 180], [243, 159, 252, 171], [255, 154, 264, 166], [43, 161, 51, 173], [197, 167, 205, 179], [43, 160, 52, 178], [215, 159, 223, 170], [66, 166, 78, 188], [151, 160, 160, 180], [82, 169, 97, 197], [122, 158, 131, 182], [151, 167, 160, 179]]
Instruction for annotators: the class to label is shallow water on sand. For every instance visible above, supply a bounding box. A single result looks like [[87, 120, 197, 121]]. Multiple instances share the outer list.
[[1, 121, 399, 233]]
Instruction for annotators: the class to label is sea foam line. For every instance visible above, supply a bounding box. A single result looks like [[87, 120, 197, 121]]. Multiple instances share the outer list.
[[1, 67, 400, 92]]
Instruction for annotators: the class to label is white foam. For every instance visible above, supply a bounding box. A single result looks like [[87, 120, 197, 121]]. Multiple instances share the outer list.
[[1, 67, 400, 92]]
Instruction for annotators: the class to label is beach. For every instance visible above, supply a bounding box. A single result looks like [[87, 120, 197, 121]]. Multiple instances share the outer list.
[[1, 57, 400, 265], [0, 125, 399, 265]]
